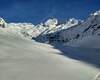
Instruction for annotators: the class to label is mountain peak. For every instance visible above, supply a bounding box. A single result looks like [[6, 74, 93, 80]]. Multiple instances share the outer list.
[[91, 10, 100, 16], [44, 18, 58, 27], [67, 18, 79, 24]]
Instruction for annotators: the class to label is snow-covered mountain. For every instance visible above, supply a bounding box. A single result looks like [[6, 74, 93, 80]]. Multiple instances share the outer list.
[[0, 11, 100, 80], [0, 17, 80, 40], [59, 10, 100, 48], [0, 20, 99, 80], [1, 10, 100, 48]]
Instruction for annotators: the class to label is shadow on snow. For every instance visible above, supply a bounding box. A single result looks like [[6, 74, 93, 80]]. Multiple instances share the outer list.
[[52, 43, 100, 68]]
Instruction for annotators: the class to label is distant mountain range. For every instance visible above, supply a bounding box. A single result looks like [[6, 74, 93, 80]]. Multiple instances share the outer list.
[[0, 10, 100, 48]]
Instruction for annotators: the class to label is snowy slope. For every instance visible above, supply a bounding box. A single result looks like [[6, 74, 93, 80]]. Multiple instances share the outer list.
[[66, 35, 100, 48], [59, 10, 100, 48], [0, 27, 99, 80]]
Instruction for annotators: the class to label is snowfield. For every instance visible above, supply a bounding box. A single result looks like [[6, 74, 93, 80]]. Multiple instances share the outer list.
[[0, 30, 99, 80]]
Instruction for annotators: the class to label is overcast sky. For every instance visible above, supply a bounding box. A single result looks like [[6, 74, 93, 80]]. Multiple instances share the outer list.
[[0, 0, 100, 24]]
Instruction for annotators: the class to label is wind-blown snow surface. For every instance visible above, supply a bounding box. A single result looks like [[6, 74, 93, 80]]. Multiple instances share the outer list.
[[0, 29, 99, 80]]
